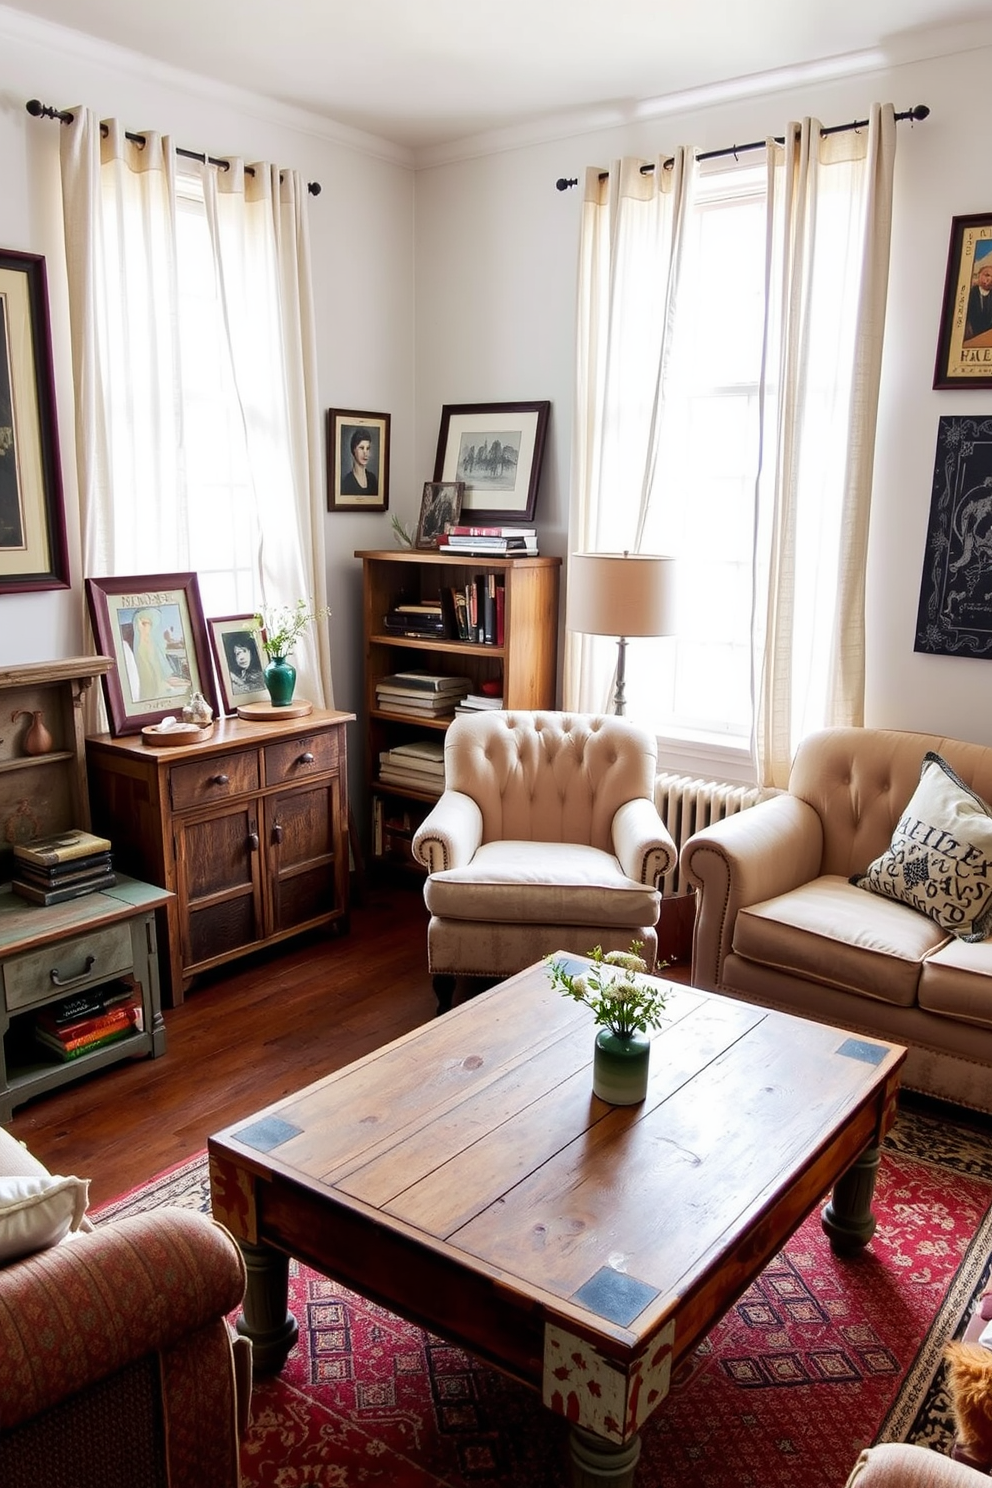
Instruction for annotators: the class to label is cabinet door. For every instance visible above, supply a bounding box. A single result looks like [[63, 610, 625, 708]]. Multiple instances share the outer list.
[[264, 776, 342, 935], [175, 803, 265, 972]]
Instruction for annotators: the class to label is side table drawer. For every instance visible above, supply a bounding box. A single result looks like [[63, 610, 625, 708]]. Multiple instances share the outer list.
[[169, 749, 260, 810], [3, 923, 134, 1013], [265, 730, 340, 783]]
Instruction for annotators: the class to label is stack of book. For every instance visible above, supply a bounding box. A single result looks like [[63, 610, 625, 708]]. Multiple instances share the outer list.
[[439, 525, 539, 557], [378, 739, 446, 797], [456, 691, 505, 713], [382, 600, 445, 638], [375, 671, 471, 719], [34, 978, 142, 1063], [11, 829, 116, 906]]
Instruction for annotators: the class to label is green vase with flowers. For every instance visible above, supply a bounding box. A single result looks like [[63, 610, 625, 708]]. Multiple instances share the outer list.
[[251, 599, 331, 707], [546, 941, 668, 1105]]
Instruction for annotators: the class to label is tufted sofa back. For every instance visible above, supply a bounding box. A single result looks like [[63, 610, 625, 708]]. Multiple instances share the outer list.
[[443, 710, 658, 849], [789, 726, 992, 879]]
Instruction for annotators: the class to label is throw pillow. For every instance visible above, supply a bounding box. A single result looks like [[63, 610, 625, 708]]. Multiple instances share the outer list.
[[0, 1173, 90, 1264], [851, 751, 992, 941]]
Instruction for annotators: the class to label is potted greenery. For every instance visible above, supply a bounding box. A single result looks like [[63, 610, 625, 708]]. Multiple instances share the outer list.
[[546, 941, 668, 1104]]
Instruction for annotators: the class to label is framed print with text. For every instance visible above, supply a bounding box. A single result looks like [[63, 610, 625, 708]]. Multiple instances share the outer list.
[[327, 409, 390, 511], [934, 215, 992, 389], [85, 572, 219, 735], [0, 249, 69, 592], [433, 401, 550, 523]]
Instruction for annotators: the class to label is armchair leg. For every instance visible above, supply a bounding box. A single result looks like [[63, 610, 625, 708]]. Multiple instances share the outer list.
[[433, 975, 456, 1014]]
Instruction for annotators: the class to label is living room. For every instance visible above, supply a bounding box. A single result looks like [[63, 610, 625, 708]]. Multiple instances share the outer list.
[[3, 4, 992, 1487]]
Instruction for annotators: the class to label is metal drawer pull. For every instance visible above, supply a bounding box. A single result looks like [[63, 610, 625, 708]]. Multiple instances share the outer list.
[[248, 830, 259, 851], [50, 955, 97, 987], [272, 822, 283, 844], [211, 773, 230, 786], [298, 752, 315, 765]]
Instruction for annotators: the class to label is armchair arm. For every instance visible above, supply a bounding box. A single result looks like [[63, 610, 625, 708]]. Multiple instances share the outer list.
[[412, 791, 484, 873], [0, 1207, 246, 1429], [680, 793, 823, 991], [846, 1445, 985, 1488], [611, 797, 677, 887]]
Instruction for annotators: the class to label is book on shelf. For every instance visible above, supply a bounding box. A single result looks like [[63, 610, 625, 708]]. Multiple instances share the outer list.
[[375, 691, 461, 714], [15, 853, 114, 888], [380, 739, 446, 767], [378, 672, 471, 693], [439, 537, 538, 556], [377, 768, 444, 797], [383, 614, 445, 636], [449, 525, 537, 539], [35, 1023, 136, 1062], [35, 1002, 141, 1051], [13, 828, 113, 870], [457, 693, 505, 711], [12, 870, 117, 907], [45, 978, 138, 1029]]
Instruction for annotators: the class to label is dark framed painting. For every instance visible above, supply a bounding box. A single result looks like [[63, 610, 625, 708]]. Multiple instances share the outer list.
[[85, 572, 219, 735], [415, 480, 464, 549], [433, 400, 550, 523], [207, 613, 269, 713], [327, 409, 390, 511], [0, 249, 69, 592], [933, 215, 992, 389], [915, 416, 992, 658]]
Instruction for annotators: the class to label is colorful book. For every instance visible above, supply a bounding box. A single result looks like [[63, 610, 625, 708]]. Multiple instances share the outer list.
[[13, 829, 113, 869], [449, 526, 537, 539], [35, 1024, 136, 1061], [45, 980, 136, 1028], [35, 1003, 140, 1045]]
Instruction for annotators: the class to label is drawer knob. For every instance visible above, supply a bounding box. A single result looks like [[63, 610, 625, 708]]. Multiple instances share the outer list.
[[298, 752, 315, 765], [272, 822, 284, 845], [248, 830, 259, 851], [211, 773, 230, 786], [50, 954, 97, 988]]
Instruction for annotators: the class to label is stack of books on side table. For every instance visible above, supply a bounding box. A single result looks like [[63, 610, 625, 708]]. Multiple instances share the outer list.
[[378, 739, 446, 797], [374, 672, 471, 719], [33, 978, 142, 1063], [11, 829, 115, 906], [438, 526, 539, 556]]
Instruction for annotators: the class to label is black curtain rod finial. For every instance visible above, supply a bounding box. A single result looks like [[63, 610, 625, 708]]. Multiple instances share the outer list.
[[556, 176, 578, 192]]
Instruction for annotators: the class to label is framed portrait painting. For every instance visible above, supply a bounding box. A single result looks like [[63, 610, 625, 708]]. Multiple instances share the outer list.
[[327, 409, 390, 511], [0, 249, 70, 592], [207, 613, 269, 713], [433, 401, 550, 523], [415, 480, 464, 549], [934, 215, 992, 388], [85, 572, 219, 735]]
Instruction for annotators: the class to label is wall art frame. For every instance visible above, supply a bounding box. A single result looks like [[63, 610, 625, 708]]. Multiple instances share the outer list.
[[933, 214, 992, 389], [85, 572, 219, 735], [0, 249, 69, 592], [415, 480, 464, 549], [914, 416, 992, 659], [433, 400, 550, 523], [327, 408, 390, 511], [207, 613, 269, 713]]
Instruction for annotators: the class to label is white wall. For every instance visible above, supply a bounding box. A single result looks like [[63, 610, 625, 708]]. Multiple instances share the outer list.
[[415, 41, 992, 752]]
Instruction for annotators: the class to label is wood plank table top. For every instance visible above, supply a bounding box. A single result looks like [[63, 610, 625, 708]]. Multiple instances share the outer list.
[[209, 957, 906, 1478]]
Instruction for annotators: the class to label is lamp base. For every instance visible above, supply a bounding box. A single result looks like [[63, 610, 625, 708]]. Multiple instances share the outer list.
[[612, 636, 628, 716]]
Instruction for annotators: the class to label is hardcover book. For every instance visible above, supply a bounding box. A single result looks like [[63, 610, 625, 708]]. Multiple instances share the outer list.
[[12, 870, 117, 907], [13, 829, 113, 869]]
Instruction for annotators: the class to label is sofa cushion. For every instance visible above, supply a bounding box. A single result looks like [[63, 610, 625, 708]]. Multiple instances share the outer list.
[[0, 1173, 90, 1264], [422, 840, 659, 926], [733, 874, 947, 1007], [851, 752, 992, 942], [919, 936, 992, 1031]]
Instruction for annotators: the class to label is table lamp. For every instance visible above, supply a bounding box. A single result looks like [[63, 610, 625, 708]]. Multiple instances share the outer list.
[[566, 551, 676, 715]]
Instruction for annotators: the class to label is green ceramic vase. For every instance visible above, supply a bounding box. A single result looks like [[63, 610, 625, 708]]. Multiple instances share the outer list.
[[592, 1028, 651, 1105], [264, 655, 297, 707]]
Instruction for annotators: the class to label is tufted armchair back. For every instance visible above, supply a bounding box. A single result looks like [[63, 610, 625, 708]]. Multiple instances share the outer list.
[[789, 726, 992, 879], [443, 710, 658, 850]]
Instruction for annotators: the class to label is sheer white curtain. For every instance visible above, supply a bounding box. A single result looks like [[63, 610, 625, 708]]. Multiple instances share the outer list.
[[565, 152, 695, 713], [59, 108, 331, 709], [752, 105, 896, 787]]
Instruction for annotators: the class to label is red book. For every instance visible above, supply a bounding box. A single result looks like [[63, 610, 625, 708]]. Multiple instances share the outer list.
[[495, 578, 505, 646], [35, 1003, 139, 1045], [449, 525, 536, 538]]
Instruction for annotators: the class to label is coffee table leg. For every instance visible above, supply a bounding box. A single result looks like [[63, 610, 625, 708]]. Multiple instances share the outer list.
[[235, 1238, 299, 1374], [568, 1426, 642, 1488], [821, 1143, 880, 1253]]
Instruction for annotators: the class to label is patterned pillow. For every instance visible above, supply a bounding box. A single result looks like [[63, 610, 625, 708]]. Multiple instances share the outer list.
[[0, 1173, 89, 1264], [851, 752, 992, 941]]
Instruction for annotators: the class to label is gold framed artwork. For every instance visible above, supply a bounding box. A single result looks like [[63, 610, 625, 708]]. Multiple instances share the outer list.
[[934, 215, 992, 389]]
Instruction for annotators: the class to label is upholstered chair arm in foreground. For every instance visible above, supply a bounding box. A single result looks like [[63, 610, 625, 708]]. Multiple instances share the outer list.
[[413, 791, 484, 874], [845, 1445, 987, 1488], [612, 797, 677, 888], [681, 792, 823, 991]]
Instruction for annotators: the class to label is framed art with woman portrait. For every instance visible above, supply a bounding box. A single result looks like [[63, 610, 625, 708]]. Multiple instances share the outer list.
[[207, 613, 269, 713], [934, 214, 992, 388], [327, 409, 390, 511], [85, 572, 218, 735]]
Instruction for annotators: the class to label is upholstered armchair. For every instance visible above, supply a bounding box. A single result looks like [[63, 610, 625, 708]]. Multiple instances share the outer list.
[[411, 710, 676, 1009], [845, 1445, 986, 1488], [0, 1124, 250, 1488]]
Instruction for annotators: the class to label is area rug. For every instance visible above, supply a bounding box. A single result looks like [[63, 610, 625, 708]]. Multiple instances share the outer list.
[[94, 1105, 992, 1487]]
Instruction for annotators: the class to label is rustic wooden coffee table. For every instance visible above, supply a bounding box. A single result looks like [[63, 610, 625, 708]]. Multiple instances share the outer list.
[[209, 958, 906, 1487]]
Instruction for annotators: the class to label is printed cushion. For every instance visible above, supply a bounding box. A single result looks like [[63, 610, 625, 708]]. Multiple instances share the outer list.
[[0, 1173, 90, 1264], [851, 751, 992, 941]]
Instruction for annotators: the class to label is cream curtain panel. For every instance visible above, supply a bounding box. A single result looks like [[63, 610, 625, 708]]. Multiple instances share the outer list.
[[565, 152, 695, 714], [752, 105, 896, 788], [58, 108, 331, 711]]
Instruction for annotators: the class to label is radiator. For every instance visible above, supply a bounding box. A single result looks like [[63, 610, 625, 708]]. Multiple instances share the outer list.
[[654, 773, 770, 896]]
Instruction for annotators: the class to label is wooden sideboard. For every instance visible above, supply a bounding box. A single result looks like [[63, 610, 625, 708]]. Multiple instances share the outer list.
[[86, 709, 354, 1005]]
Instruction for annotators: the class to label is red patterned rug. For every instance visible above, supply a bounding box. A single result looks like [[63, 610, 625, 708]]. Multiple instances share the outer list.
[[95, 1105, 992, 1487]]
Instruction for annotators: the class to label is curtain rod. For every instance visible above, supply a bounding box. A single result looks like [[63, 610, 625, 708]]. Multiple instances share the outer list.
[[554, 103, 929, 190], [25, 99, 322, 196]]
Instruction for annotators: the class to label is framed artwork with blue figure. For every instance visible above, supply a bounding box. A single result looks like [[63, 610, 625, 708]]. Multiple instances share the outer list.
[[934, 215, 992, 389]]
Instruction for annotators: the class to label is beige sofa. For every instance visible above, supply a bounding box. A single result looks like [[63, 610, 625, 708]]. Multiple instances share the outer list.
[[681, 727, 992, 1113]]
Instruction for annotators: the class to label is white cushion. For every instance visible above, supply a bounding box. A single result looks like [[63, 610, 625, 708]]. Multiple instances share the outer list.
[[0, 1173, 90, 1264], [422, 839, 659, 925]]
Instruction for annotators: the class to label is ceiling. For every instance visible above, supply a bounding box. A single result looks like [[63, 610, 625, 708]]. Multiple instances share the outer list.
[[10, 0, 992, 154]]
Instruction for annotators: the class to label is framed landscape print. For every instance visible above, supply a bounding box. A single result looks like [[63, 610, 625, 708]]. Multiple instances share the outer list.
[[327, 408, 390, 511], [933, 215, 992, 389], [914, 416, 992, 658], [85, 572, 219, 735], [433, 401, 550, 523], [208, 613, 269, 713], [0, 249, 69, 592]]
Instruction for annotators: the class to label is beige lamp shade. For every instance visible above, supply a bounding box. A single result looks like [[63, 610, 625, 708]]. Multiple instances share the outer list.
[[566, 552, 677, 638]]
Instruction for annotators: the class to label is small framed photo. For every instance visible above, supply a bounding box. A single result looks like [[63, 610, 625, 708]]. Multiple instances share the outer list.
[[85, 572, 219, 736], [433, 400, 550, 523], [207, 614, 269, 713], [327, 409, 390, 511], [415, 480, 464, 549], [934, 215, 992, 388]]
